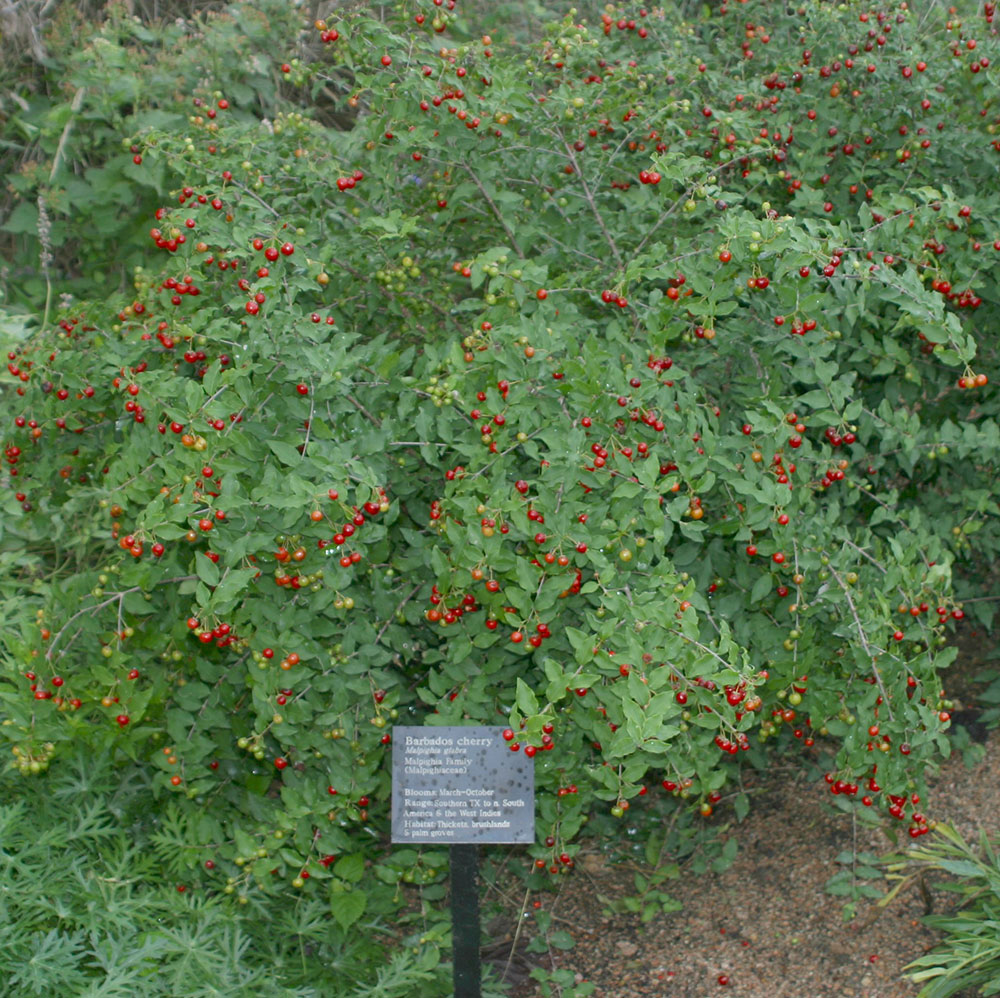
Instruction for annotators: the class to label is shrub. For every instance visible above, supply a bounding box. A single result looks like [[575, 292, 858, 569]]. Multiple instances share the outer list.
[[2, 0, 999, 967], [1, 0, 302, 312]]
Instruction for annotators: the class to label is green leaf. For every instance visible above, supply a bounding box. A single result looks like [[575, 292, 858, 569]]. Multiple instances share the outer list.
[[195, 552, 220, 588], [749, 574, 772, 604], [331, 888, 367, 930], [547, 930, 576, 951], [333, 853, 365, 883], [266, 440, 302, 466], [516, 679, 539, 717], [212, 568, 257, 606]]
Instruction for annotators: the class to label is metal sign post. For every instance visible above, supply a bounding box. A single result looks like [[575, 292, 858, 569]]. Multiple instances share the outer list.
[[450, 843, 481, 998]]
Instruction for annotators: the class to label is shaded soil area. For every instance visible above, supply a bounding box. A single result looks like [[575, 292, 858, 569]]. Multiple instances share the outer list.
[[487, 631, 1000, 998]]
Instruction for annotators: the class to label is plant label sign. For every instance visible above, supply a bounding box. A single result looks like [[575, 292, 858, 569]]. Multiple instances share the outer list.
[[391, 727, 534, 844]]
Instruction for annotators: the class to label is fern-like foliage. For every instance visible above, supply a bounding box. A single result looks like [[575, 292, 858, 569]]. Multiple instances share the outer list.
[[0, 752, 463, 998]]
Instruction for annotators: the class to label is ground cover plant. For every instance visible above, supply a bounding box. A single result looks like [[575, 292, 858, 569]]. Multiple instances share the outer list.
[[2, 0, 1000, 991], [888, 823, 1000, 997], [0, 749, 470, 997]]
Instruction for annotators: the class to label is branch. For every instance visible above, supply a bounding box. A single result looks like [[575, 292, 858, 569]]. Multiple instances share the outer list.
[[46, 576, 198, 662], [374, 583, 422, 647], [841, 537, 886, 574], [559, 139, 623, 270], [675, 630, 734, 672], [828, 566, 894, 721], [302, 384, 316, 454], [346, 392, 381, 427], [633, 146, 773, 257], [231, 180, 280, 217], [462, 165, 524, 258]]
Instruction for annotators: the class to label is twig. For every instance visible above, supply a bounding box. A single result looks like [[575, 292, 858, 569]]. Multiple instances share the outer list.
[[374, 583, 422, 646], [559, 138, 623, 270], [828, 566, 895, 721], [633, 146, 772, 257], [38, 87, 85, 333], [463, 165, 524, 258], [501, 887, 532, 985], [841, 537, 887, 574], [45, 575, 198, 662], [465, 427, 545, 480], [302, 384, 316, 454], [48, 86, 85, 184], [231, 180, 280, 217], [676, 630, 735, 672], [346, 393, 381, 427]]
